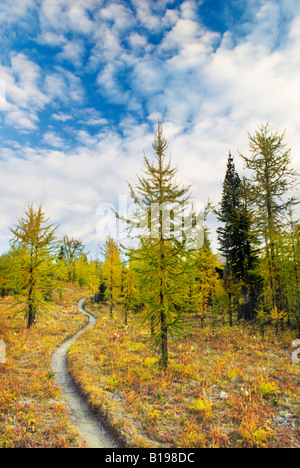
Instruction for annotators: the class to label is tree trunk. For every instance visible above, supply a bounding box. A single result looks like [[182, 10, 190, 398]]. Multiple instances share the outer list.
[[27, 268, 35, 329], [151, 317, 155, 336], [110, 297, 113, 318], [125, 306, 128, 326], [161, 309, 168, 370], [27, 307, 35, 329], [228, 291, 233, 327]]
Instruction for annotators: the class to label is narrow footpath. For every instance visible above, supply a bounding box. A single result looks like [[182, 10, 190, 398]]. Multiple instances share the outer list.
[[51, 299, 119, 449]]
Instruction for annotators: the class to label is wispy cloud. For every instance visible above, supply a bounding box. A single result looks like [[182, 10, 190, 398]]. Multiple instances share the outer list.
[[57, 40, 86, 68], [39, 0, 96, 36], [52, 112, 73, 122], [0, 53, 49, 130], [43, 131, 66, 148], [0, 0, 36, 26], [44, 67, 85, 104]]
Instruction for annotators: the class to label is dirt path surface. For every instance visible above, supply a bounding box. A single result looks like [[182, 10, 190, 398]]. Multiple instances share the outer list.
[[51, 299, 119, 448]]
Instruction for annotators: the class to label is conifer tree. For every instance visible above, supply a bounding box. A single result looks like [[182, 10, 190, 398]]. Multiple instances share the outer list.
[[0, 253, 10, 298], [61, 236, 85, 282], [120, 262, 139, 325], [217, 153, 257, 323], [240, 123, 299, 312], [101, 236, 122, 317], [9, 205, 57, 329], [56, 249, 69, 301], [193, 238, 223, 325], [87, 260, 101, 301], [280, 211, 300, 334], [127, 125, 194, 369], [74, 254, 90, 287]]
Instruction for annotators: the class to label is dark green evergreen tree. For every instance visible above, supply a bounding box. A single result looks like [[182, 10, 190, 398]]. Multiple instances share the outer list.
[[217, 153, 258, 322]]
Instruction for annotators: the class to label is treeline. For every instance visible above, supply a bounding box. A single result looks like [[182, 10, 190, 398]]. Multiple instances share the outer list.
[[97, 123, 300, 368], [0, 123, 299, 368]]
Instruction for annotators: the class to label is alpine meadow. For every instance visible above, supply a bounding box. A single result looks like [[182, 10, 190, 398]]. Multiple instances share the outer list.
[[0, 0, 299, 451]]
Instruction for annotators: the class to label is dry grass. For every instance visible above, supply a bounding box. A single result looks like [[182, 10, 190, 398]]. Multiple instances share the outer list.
[[0, 286, 89, 448], [68, 301, 300, 448]]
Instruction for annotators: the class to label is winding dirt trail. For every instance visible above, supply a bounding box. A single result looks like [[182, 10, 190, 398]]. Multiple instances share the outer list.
[[51, 298, 119, 449]]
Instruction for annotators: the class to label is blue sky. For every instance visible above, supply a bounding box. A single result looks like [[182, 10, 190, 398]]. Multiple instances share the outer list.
[[0, 0, 299, 256]]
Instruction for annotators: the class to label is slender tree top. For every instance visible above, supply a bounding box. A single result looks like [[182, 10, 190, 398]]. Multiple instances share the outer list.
[[62, 235, 85, 262], [130, 124, 191, 207], [10, 205, 56, 251], [219, 152, 242, 218], [240, 123, 299, 232], [241, 123, 298, 195]]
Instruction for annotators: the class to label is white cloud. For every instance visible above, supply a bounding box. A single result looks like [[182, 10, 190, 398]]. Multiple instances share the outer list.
[[0, 0, 36, 25], [9, 54, 48, 108], [44, 68, 85, 104], [180, 0, 199, 20], [5, 108, 39, 131], [67, 2, 95, 34], [98, 2, 134, 31], [44, 72, 69, 101], [128, 32, 148, 50], [0, 124, 152, 252], [52, 112, 73, 122], [43, 131, 66, 148], [131, 0, 177, 32], [0, 0, 300, 255], [39, 0, 96, 36], [0, 53, 49, 130], [89, 25, 123, 71], [79, 117, 108, 126], [97, 62, 130, 104], [57, 40, 86, 67], [36, 31, 67, 47]]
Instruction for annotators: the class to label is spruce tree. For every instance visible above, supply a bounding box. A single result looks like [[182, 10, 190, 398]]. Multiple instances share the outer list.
[[217, 153, 242, 266], [217, 153, 257, 323]]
